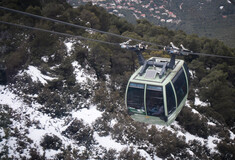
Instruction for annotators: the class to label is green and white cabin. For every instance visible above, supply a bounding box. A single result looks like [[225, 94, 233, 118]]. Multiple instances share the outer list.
[[125, 57, 190, 125]]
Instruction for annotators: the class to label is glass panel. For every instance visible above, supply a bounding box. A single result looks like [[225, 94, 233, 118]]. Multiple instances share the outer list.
[[172, 68, 187, 106], [127, 83, 145, 111], [166, 82, 176, 115], [183, 63, 190, 84], [146, 85, 164, 117]]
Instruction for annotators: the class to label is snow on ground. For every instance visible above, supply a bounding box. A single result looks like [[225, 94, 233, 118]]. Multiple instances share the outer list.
[[0, 128, 5, 137], [110, 118, 118, 128], [72, 61, 87, 84], [94, 132, 125, 152], [72, 61, 97, 87], [194, 89, 209, 106], [72, 105, 103, 126], [0, 84, 102, 158], [64, 41, 74, 54], [208, 121, 216, 126], [2, 78, 231, 159], [0, 85, 24, 110], [64, 39, 82, 56], [153, 120, 224, 154], [41, 56, 49, 62], [0, 83, 156, 159], [229, 130, 235, 140], [93, 131, 154, 160], [207, 136, 221, 154], [19, 65, 57, 85], [194, 97, 209, 106]]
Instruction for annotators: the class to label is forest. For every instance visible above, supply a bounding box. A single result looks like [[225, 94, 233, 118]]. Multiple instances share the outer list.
[[0, 0, 235, 159]]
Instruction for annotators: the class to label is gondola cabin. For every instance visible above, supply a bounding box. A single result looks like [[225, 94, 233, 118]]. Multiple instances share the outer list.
[[125, 57, 190, 125]]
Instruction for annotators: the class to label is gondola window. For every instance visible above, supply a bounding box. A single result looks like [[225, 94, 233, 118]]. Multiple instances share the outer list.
[[146, 85, 164, 117], [172, 68, 187, 106], [127, 83, 145, 111], [166, 82, 176, 115]]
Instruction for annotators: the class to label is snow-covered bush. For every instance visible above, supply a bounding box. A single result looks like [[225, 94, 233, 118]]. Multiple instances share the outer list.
[[62, 119, 94, 147], [177, 107, 209, 138], [37, 88, 69, 118], [40, 134, 62, 150], [118, 147, 145, 160]]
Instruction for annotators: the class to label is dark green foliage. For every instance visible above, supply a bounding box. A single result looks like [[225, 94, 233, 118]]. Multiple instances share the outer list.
[[112, 120, 148, 145], [0, 104, 12, 128], [147, 126, 190, 159], [188, 60, 207, 82], [188, 140, 210, 159], [177, 107, 209, 138], [59, 58, 76, 86], [41, 3, 66, 18], [37, 88, 69, 118], [196, 106, 225, 126], [118, 147, 145, 160], [0, 0, 41, 10], [217, 141, 235, 160], [88, 43, 111, 79], [40, 134, 62, 150], [5, 48, 28, 80], [0, 62, 7, 85], [102, 149, 117, 160], [56, 145, 88, 160], [199, 65, 235, 127], [0, 105, 12, 158], [62, 119, 93, 147], [74, 46, 89, 66], [93, 81, 124, 112], [94, 114, 112, 137], [0, 145, 9, 160], [29, 148, 45, 160]]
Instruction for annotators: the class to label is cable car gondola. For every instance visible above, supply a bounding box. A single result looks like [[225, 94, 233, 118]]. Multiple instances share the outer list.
[[124, 43, 190, 125], [1, 6, 234, 125]]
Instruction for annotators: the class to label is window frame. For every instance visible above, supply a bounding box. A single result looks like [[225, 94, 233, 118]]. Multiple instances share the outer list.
[[165, 82, 176, 115], [172, 67, 188, 107], [126, 82, 145, 112], [145, 84, 165, 118]]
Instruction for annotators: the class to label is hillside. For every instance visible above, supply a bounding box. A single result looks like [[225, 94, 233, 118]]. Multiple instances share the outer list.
[[0, 0, 235, 159], [68, 0, 235, 48]]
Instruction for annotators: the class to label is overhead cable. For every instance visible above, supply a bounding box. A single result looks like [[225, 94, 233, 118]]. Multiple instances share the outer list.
[[0, 20, 120, 46], [0, 20, 159, 52], [0, 6, 164, 48], [0, 6, 234, 58], [189, 52, 235, 59]]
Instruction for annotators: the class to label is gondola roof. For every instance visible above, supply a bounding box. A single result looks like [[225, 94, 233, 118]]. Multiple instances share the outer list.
[[130, 57, 184, 86]]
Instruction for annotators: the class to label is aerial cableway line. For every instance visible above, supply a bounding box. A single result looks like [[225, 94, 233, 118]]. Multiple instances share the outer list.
[[1, 6, 234, 59], [1, 6, 235, 125], [0, 6, 164, 48]]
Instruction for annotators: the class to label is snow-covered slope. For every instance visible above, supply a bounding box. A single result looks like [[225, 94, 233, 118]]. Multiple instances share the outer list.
[[0, 39, 234, 159]]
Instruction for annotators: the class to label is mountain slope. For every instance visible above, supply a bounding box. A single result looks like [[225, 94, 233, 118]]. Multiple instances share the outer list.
[[0, 40, 234, 159], [69, 0, 235, 47], [0, 1, 235, 159]]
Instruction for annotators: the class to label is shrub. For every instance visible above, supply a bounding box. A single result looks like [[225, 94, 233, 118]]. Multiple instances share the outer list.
[[118, 147, 145, 160], [40, 134, 62, 150], [217, 141, 235, 160], [188, 140, 210, 159], [0, 104, 12, 128], [176, 107, 209, 138], [29, 148, 45, 160], [37, 88, 69, 118], [102, 149, 118, 160], [62, 119, 93, 147], [148, 126, 189, 159]]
